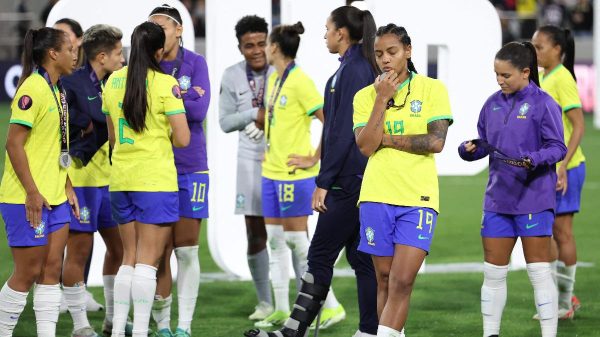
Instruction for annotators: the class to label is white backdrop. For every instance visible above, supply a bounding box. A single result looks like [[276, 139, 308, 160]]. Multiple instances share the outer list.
[[47, 0, 515, 284]]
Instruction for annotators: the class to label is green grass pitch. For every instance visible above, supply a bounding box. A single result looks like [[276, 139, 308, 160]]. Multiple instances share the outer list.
[[0, 103, 598, 336]]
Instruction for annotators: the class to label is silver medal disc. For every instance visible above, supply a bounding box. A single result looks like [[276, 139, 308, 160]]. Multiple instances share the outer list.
[[59, 152, 72, 168]]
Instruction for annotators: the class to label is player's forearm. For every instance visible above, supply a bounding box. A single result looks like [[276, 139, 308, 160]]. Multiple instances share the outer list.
[[355, 99, 387, 156], [381, 119, 449, 155], [562, 110, 585, 167], [218, 106, 257, 133]]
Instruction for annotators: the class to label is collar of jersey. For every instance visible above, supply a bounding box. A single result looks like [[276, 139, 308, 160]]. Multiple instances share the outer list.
[[541, 63, 563, 82], [394, 71, 415, 94]]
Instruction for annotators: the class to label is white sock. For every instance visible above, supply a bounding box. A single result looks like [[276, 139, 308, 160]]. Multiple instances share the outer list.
[[0, 283, 28, 336], [481, 262, 508, 337], [175, 245, 200, 333], [377, 325, 402, 337], [557, 263, 576, 310], [152, 294, 172, 331], [266, 224, 290, 312], [63, 283, 90, 330], [284, 231, 309, 293], [247, 248, 272, 305], [112, 265, 134, 337], [103, 275, 116, 324], [549, 260, 558, 286], [355, 331, 377, 337], [323, 287, 340, 309], [131, 264, 157, 337], [33, 283, 61, 337], [527, 262, 558, 337]]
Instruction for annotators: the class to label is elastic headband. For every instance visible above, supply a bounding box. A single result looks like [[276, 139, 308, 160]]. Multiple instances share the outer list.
[[149, 13, 181, 26]]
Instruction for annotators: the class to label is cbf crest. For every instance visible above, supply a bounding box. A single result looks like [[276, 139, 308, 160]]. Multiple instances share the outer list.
[[279, 95, 288, 107], [410, 100, 422, 117], [178, 75, 191, 91], [80, 207, 91, 224], [517, 102, 530, 119], [365, 227, 375, 246], [34, 221, 46, 239]]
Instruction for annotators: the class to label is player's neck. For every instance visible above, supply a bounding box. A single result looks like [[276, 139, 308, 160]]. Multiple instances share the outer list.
[[337, 41, 351, 58], [274, 57, 293, 77], [90, 61, 107, 81], [41, 62, 59, 85], [163, 45, 180, 61], [543, 61, 562, 76]]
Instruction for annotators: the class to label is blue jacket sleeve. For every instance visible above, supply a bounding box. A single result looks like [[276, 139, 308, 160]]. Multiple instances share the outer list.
[[458, 105, 489, 161], [316, 64, 372, 189], [182, 55, 210, 123], [523, 100, 567, 167], [63, 80, 91, 130]]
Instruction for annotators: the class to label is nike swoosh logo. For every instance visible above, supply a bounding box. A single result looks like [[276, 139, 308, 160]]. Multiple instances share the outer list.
[[49, 107, 56, 112], [492, 106, 502, 111], [192, 205, 205, 211], [418, 235, 429, 240], [526, 223, 539, 229], [238, 89, 250, 96], [87, 96, 98, 101], [280, 205, 293, 212], [538, 302, 552, 307]]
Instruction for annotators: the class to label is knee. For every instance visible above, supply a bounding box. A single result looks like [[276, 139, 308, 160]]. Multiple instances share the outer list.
[[375, 270, 390, 291], [387, 272, 415, 296], [553, 227, 572, 243]]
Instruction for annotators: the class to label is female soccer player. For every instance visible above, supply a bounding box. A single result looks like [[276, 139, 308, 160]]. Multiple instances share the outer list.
[[61, 24, 126, 337], [459, 42, 567, 337], [532, 25, 585, 319], [147, 5, 210, 337], [103, 22, 190, 337], [54, 18, 84, 68], [219, 15, 274, 321], [253, 21, 327, 329], [354, 24, 452, 337], [0, 27, 78, 336]]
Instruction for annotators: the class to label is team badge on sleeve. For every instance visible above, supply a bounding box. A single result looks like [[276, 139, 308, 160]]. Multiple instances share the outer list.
[[18, 95, 33, 110], [172, 85, 182, 99], [178, 75, 191, 91]]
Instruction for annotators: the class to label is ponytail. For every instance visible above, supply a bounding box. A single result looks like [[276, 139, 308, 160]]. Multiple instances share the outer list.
[[122, 22, 165, 133], [269, 21, 304, 59], [522, 42, 540, 87], [407, 58, 417, 74], [360, 10, 378, 73], [537, 25, 577, 81], [563, 29, 576, 81], [17, 27, 65, 90], [330, 6, 378, 73]]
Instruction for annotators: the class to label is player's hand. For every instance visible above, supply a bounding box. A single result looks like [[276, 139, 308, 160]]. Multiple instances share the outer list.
[[556, 164, 568, 195], [287, 152, 317, 169], [193, 86, 205, 97], [25, 190, 51, 228], [374, 70, 401, 102], [312, 187, 328, 213], [256, 107, 266, 130], [66, 179, 80, 220], [463, 141, 477, 153], [244, 122, 264, 142]]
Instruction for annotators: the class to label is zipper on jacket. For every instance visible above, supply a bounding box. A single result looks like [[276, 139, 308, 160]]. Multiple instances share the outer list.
[[504, 97, 517, 125]]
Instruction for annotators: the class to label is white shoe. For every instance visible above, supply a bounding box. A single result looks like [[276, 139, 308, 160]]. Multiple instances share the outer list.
[[351, 330, 377, 337], [248, 301, 274, 320], [85, 289, 104, 312]]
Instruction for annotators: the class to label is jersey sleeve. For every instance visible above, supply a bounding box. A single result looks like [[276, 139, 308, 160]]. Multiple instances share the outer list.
[[556, 75, 582, 112], [426, 80, 453, 124], [160, 76, 186, 116], [352, 86, 372, 131], [10, 81, 42, 128], [297, 73, 323, 116]]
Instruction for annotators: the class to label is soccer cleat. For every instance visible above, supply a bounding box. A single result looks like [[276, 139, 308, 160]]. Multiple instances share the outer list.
[[254, 310, 290, 328], [248, 301, 274, 320], [558, 307, 575, 320], [173, 328, 191, 337], [151, 328, 174, 337], [72, 326, 99, 337], [85, 290, 104, 312], [102, 318, 134, 336], [572, 295, 581, 311], [309, 304, 346, 330]]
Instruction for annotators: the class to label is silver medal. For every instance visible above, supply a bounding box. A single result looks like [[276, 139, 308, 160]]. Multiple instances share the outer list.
[[59, 151, 72, 168]]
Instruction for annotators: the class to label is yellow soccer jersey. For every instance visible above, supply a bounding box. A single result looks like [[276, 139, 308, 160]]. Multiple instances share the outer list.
[[353, 73, 452, 212], [262, 66, 323, 181], [0, 73, 68, 205], [68, 142, 110, 187], [102, 67, 185, 192], [540, 64, 585, 169]]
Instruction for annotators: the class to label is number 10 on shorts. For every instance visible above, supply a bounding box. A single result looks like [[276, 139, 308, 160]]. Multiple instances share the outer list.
[[416, 209, 434, 233], [191, 182, 206, 202]]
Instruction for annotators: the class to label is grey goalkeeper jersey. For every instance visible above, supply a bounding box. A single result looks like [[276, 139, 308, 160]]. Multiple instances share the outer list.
[[219, 61, 274, 160]]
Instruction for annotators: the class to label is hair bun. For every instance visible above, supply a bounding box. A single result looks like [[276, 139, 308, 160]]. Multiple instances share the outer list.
[[292, 21, 304, 35]]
